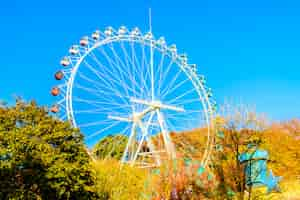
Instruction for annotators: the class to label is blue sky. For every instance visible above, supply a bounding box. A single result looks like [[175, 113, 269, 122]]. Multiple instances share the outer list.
[[0, 0, 299, 121]]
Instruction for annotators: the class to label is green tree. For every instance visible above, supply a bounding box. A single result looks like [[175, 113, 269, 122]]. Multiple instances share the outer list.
[[0, 100, 98, 199], [93, 134, 128, 160]]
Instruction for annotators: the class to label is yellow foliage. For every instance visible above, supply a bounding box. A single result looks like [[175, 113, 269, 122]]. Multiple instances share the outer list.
[[261, 121, 300, 179], [93, 159, 150, 200], [243, 180, 300, 200]]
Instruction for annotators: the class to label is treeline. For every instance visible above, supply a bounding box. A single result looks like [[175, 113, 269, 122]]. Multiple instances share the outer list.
[[1, 101, 299, 199]]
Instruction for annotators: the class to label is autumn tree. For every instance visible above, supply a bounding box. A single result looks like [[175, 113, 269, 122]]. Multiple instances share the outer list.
[[262, 119, 300, 179], [211, 104, 267, 200], [0, 100, 98, 199]]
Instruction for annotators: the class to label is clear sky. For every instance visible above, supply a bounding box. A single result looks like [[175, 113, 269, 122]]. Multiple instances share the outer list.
[[0, 0, 299, 121]]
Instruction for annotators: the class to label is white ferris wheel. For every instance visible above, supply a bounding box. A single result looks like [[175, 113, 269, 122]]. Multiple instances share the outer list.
[[50, 25, 216, 168]]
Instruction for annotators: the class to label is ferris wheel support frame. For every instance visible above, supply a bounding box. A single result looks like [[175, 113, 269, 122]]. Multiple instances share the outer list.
[[109, 98, 183, 167]]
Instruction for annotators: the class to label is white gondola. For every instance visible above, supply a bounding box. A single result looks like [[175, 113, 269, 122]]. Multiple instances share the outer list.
[[206, 88, 213, 98], [80, 36, 89, 46], [169, 44, 177, 54], [211, 101, 217, 112], [144, 32, 153, 40], [179, 54, 188, 65], [69, 45, 79, 55], [92, 30, 100, 40], [104, 27, 113, 36], [118, 26, 127, 35], [131, 27, 140, 36], [199, 75, 206, 84], [189, 64, 197, 72], [157, 37, 166, 46], [60, 56, 70, 66]]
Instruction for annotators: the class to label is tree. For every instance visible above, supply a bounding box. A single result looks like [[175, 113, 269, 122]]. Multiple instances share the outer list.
[[93, 134, 128, 160], [262, 119, 300, 179], [211, 104, 267, 200], [0, 100, 98, 199]]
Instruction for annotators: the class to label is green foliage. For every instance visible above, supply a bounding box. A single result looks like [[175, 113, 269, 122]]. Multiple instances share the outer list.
[[0, 101, 98, 199], [93, 134, 128, 160]]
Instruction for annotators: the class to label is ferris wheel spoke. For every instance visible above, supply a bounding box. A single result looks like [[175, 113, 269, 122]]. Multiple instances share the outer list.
[[57, 98, 66, 106], [57, 84, 67, 95], [73, 96, 131, 112], [74, 105, 129, 115], [81, 60, 142, 99], [130, 41, 150, 101], [166, 114, 205, 127], [166, 116, 196, 128], [86, 120, 122, 139], [82, 57, 132, 97], [95, 47, 134, 98], [60, 114, 67, 121], [90, 49, 140, 99], [74, 84, 114, 99], [81, 60, 120, 93], [128, 41, 138, 100], [74, 104, 131, 114], [98, 44, 143, 98], [88, 51, 130, 96], [166, 109, 204, 118], [119, 40, 147, 103], [158, 59, 176, 97], [172, 118, 196, 131], [107, 43, 141, 95], [80, 61, 136, 105], [132, 43, 150, 102], [162, 77, 190, 100], [166, 87, 197, 105], [164, 118, 186, 132], [77, 71, 116, 94], [171, 98, 201, 106], [57, 103, 66, 111], [74, 84, 131, 109], [154, 50, 166, 92], [118, 42, 140, 100], [138, 42, 149, 95], [160, 68, 183, 99], [78, 119, 113, 128], [73, 97, 131, 108], [141, 42, 152, 100], [78, 72, 113, 92], [119, 42, 131, 71], [119, 42, 146, 113]]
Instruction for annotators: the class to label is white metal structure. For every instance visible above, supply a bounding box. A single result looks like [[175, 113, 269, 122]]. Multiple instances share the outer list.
[[51, 26, 216, 168]]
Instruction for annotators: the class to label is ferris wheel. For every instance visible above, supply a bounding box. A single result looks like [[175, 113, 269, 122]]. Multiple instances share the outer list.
[[50, 26, 216, 168]]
